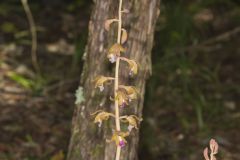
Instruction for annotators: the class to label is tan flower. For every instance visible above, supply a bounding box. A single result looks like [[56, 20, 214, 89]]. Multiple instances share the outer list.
[[120, 115, 143, 132], [119, 57, 138, 75], [107, 44, 126, 63], [94, 76, 114, 92], [119, 85, 138, 101], [104, 19, 118, 31], [107, 131, 129, 147], [91, 110, 115, 127], [115, 90, 129, 107]]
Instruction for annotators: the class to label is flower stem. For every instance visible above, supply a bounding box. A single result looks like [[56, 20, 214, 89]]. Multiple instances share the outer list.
[[115, 0, 123, 160]]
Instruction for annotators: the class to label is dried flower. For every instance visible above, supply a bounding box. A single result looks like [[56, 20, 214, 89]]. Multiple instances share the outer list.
[[120, 115, 142, 132], [105, 19, 118, 31], [119, 85, 138, 101], [107, 44, 126, 63], [119, 57, 138, 75], [121, 9, 129, 14], [91, 110, 115, 127], [115, 90, 129, 107], [94, 76, 114, 91], [107, 131, 129, 147]]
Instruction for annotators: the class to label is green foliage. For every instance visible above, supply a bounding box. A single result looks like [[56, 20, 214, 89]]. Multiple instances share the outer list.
[[149, 0, 240, 131], [142, 0, 240, 158], [6, 71, 48, 95], [1, 22, 18, 33], [67, 0, 88, 12], [7, 72, 34, 89], [0, 3, 11, 16]]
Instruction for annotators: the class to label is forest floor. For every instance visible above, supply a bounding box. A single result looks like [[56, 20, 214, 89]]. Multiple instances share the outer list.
[[0, 1, 240, 160], [0, 2, 89, 159]]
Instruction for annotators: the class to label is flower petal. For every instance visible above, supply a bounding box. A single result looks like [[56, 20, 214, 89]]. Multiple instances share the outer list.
[[119, 85, 138, 101], [115, 90, 129, 107], [94, 76, 114, 90], [105, 19, 118, 31], [203, 148, 210, 160], [121, 29, 128, 44], [120, 57, 138, 75], [210, 139, 218, 154], [91, 111, 115, 127]]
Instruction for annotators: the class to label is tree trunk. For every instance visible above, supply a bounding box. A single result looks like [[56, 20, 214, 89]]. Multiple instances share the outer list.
[[67, 0, 160, 160]]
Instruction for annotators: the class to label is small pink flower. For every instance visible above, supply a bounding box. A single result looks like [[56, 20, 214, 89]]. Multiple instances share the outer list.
[[119, 140, 125, 148]]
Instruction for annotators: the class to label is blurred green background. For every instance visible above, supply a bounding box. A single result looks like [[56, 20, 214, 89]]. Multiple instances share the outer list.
[[0, 0, 239, 160]]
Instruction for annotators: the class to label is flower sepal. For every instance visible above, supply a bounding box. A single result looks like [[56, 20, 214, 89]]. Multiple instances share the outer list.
[[120, 115, 143, 132], [115, 90, 129, 108], [94, 76, 114, 92], [119, 57, 138, 75], [107, 44, 126, 63], [119, 85, 139, 102], [91, 110, 115, 127]]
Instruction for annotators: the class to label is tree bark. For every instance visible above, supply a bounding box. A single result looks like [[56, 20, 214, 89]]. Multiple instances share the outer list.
[[67, 0, 160, 160]]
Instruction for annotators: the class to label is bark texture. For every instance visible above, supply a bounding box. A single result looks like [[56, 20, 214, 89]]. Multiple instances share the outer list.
[[67, 0, 160, 160]]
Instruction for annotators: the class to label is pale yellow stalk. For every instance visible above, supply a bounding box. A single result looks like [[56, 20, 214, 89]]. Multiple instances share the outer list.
[[114, 0, 123, 160]]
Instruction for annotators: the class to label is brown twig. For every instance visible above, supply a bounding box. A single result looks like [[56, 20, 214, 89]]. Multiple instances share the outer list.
[[183, 26, 240, 53], [21, 0, 40, 73]]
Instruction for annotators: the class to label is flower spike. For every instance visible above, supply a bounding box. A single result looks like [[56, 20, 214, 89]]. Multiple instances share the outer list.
[[90, 0, 142, 159]]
